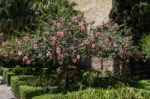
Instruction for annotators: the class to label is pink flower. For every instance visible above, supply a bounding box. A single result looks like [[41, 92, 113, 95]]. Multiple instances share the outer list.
[[92, 44, 96, 49], [118, 49, 126, 58], [95, 32, 101, 37], [47, 52, 53, 60], [44, 31, 50, 36], [58, 60, 63, 65], [33, 44, 38, 49], [77, 54, 80, 60], [83, 39, 90, 45], [72, 16, 79, 22], [56, 47, 61, 54], [22, 56, 28, 62], [68, 45, 75, 51], [57, 54, 63, 60], [23, 36, 29, 42], [51, 36, 57, 46], [79, 22, 86, 31], [26, 60, 31, 65], [56, 31, 64, 37], [72, 58, 77, 63], [17, 51, 22, 56]]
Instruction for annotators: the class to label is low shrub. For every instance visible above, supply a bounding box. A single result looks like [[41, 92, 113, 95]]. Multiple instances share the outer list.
[[141, 34, 150, 59], [33, 87, 150, 99], [2, 68, 13, 82], [19, 85, 60, 99], [11, 76, 34, 98], [5, 71, 15, 86]]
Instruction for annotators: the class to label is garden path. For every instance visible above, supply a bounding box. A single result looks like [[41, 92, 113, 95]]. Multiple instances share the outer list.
[[0, 76, 16, 99]]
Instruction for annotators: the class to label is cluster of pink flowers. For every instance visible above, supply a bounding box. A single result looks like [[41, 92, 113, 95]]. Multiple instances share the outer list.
[[23, 36, 29, 42], [51, 36, 57, 46], [33, 44, 38, 49], [83, 39, 91, 45], [72, 16, 79, 22], [22, 56, 31, 65], [56, 31, 64, 37], [79, 22, 86, 31]]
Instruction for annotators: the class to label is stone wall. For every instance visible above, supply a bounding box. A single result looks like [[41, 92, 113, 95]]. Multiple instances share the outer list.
[[71, 0, 112, 26]]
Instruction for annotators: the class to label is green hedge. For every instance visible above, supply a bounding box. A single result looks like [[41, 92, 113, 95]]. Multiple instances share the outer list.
[[11, 75, 34, 98], [33, 87, 150, 99], [2, 68, 13, 82], [19, 85, 60, 99], [5, 71, 15, 86]]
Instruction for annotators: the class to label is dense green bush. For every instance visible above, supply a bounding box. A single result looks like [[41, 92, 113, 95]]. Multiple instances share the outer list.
[[110, 0, 150, 43], [33, 87, 150, 99], [11, 76, 34, 98], [141, 35, 150, 59], [5, 71, 15, 86], [2, 68, 13, 82], [19, 85, 60, 99], [0, 0, 78, 35]]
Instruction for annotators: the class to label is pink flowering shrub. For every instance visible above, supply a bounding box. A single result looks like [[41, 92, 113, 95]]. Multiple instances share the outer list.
[[7, 16, 93, 68], [91, 22, 136, 61]]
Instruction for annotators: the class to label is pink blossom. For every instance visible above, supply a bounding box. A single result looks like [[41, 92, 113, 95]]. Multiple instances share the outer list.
[[72, 16, 79, 22], [68, 45, 75, 51], [56, 47, 62, 54], [47, 52, 53, 60], [95, 32, 101, 37], [23, 36, 29, 42], [51, 36, 57, 46], [79, 22, 85, 31], [72, 58, 77, 63], [58, 60, 63, 65], [44, 31, 50, 36], [56, 31, 64, 37], [57, 54, 63, 60], [17, 51, 22, 56], [77, 54, 80, 60], [118, 49, 126, 58], [26, 60, 31, 65], [33, 44, 38, 49], [22, 56, 28, 62], [92, 44, 96, 49], [83, 39, 90, 45]]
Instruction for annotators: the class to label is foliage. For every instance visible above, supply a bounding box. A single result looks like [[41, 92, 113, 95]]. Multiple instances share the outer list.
[[19, 85, 60, 99], [109, 0, 150, 43], [33, 87, 150, 99], [141, 34, 150, 59], [0, 0, 79, 35], [11, 76, 33, 98], [92, 23, 135, 60], [5, 15, 93, 68]]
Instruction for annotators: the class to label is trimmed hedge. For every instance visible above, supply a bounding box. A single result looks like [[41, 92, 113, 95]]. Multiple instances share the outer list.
[[33, 87, 150, 99], [11, 76, 34, 98], [19, 85, 60, 99], [5, 71, 15, 86], [2, 68, 13, 82]]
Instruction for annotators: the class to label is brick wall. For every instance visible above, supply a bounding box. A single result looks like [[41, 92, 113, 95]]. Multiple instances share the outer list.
[[71, 0, 112, 26]]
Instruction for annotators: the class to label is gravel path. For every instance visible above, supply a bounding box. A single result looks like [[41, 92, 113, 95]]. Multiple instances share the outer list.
[[0, 76, 16, 99]]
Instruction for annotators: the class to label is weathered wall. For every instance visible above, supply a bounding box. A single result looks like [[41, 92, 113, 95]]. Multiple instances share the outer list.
[[71, 0, 112, 26]]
